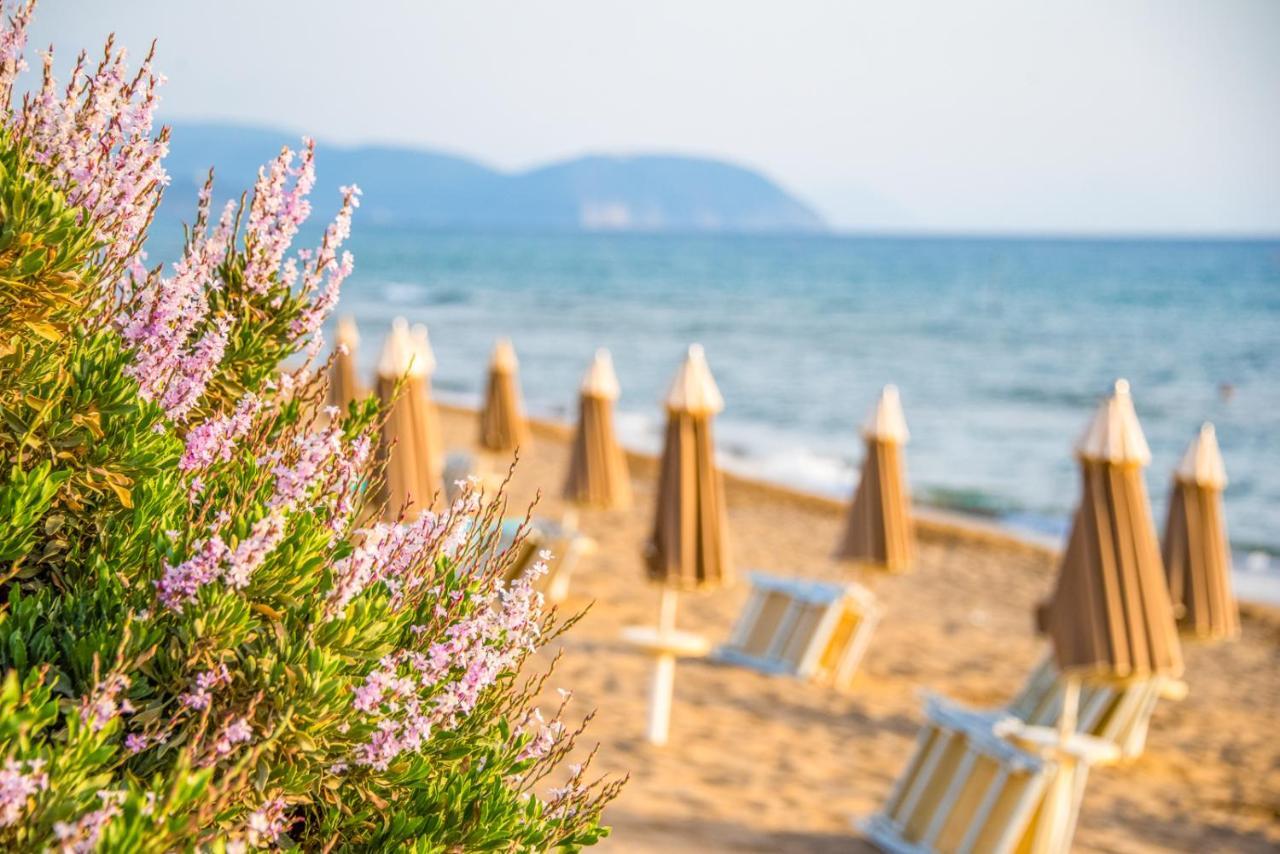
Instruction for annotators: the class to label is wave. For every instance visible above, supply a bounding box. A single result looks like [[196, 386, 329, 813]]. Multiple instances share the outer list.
[[375, 282, 472, 307], [996, 385, 1103, 410], [430, 388, 1280, 603], [381, 282, 428, 304]]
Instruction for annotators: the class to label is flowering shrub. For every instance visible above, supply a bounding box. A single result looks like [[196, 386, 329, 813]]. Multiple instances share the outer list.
[[0, 2, 620, 849]]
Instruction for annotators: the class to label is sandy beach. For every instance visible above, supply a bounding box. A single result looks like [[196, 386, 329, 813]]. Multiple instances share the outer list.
[[435, 403, 1280, 853]]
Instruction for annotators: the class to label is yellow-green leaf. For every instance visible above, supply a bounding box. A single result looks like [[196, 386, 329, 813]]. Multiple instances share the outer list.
[[23, 320, 61, 342]]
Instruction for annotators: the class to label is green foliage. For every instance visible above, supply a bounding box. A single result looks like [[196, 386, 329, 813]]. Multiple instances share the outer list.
[[0, 103, 619, 852], [0, 129, 102, 334]]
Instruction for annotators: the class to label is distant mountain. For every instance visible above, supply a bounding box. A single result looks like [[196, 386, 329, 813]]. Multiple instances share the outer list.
[[157, 122, 825, 234]]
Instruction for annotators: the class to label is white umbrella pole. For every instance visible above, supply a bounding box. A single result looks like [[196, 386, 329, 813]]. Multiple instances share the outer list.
[[1058, 675, 1079, 741], [646, 587, 680, 746], [1031, 674, 1082, 854]]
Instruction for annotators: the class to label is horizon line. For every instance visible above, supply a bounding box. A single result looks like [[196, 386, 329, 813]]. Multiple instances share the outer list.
[[329, 222, 1280, 243]]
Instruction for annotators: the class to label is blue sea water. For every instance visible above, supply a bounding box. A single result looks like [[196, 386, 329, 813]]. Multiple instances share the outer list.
[[328, 229, 1280, 594]]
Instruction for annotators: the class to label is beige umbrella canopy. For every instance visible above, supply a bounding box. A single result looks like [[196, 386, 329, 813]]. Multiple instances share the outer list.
[[478, 338, 529, 453], [835, 385, 914, 573], [562, 348, 632, 511], [645, 344, 731, 591], [1043, 379, 1183, 681], [327, 315, 362, 412], [376, 318, 443, 520], [409, 323, 438, 378], [1162, 423, 1238, 642]]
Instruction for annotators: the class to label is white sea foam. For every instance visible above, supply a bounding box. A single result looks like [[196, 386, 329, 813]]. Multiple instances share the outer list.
[[382, 282, 429, 305]]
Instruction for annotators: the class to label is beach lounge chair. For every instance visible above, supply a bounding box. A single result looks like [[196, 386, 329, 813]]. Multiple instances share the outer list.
[[921, 655, 1184, 765], [862, 695, 1118, 854], [713, 572, 881, 690], [443, 451, 475, 502], [494, 517, 596, 603], [444, 451, 510, 500], [450, 454, 595, 603], [999, 656, 1184, 762]]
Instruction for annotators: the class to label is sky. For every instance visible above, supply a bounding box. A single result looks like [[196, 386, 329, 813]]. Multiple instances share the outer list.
[[29, 1, 1280, 235]]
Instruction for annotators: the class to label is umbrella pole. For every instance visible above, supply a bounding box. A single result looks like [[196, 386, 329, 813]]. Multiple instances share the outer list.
[[1030, 674, 1082, 854], [1058, 675, 1079, 741], [646, 587, 680, 746]]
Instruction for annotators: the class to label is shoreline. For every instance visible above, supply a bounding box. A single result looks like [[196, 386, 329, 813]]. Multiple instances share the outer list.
[[441, 401, 1280, 611], [445, 401, 1057, 557]]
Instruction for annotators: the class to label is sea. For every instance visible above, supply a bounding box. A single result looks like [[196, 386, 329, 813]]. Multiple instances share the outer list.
[[325, 229, 1279, 602]]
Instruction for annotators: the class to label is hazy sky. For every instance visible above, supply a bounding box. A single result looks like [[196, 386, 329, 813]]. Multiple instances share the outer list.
[[30, 1, 1280, 234]]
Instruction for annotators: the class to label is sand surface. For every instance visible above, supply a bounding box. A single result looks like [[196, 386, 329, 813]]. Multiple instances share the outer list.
[[438, 405, 1280, 853]]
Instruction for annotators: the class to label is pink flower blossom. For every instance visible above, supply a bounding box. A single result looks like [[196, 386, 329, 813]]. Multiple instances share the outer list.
[[347, 553, 548, 769], [52, 789, 124, 853], [79, 674, 133, 732], [245, 797, 291, 847], [2, 9, 365, 425], [13, 53, 356, 422], [519, 708, 566, 762], [180, 393, 261, 472], [116, 184, 232, 421], [0, 1, 32, 103], [224, 513, 286, 589], [14, 36, 169, 276], [156, 536, 229, 612], [324, 507, 452, 619], [232, 142, 361, 359], [546, 763, 589, 820], [180, 664, 231, 711], [157, 512, 285, 610], [243, 143, 315, 296], [0, 758, 47, 827], [268, 425, 343, 511], [327, 433, 372, 533], [154, 316, 231, 423], [213, 717, 253, 757], [290, 185, 361, 349]]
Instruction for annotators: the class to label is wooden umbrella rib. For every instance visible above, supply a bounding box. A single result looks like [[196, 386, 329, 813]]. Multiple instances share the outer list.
[[1109, 464, 1145, 676]]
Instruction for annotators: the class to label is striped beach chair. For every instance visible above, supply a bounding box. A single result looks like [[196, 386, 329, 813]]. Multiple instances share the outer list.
[[943, 656, 1186, 764], [714, 572, 881, 690], [495, 517, 595, 604], [863, 695, 1118, 853], [1002, 656, 1184, 762]]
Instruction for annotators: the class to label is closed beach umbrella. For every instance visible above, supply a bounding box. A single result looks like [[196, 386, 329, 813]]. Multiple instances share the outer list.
[[835, 384, 914, 573], [478, 338, 529, 453], [328, 315, 362, 412], [562, 348, 632, 513], [411, 322, 445, 496], [1033, 380, 1184, 854], [645, 343, 730, 590], [376, 318, 443, 520], [1162, 423, 1238, 642], [632, 343, 728, 745], [1043, 379, 1183, 682]]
